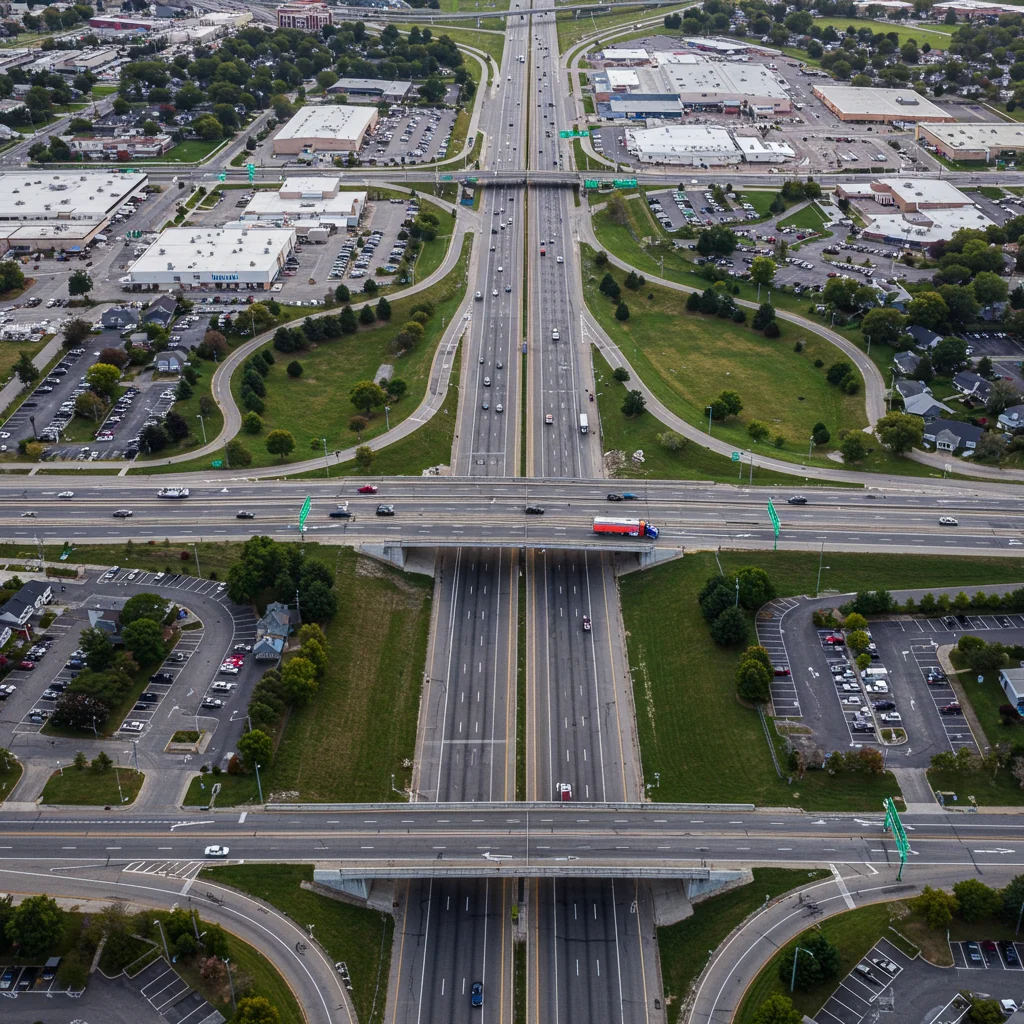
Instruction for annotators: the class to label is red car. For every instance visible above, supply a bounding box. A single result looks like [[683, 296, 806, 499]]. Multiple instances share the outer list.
[[224, 654, 245, 666], [18, 660, 35, 670], [773, 666, 791, 677], [357, 485, 378, 494], [825, 635, 845, 646]]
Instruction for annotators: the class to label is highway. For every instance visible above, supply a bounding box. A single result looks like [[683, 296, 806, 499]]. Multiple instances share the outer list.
[[5, 806, 1024, 874]]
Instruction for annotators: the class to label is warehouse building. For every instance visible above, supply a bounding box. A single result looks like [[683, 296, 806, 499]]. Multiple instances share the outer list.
[[835, 178, 973, 212], [860, 206, 995, 246], [932, 0, 1022, 16], [239, 176, 366, 228], [660, 55, 792, 115], [916, 122, 1024, 163], [273, 105, 378, 155], [327, 78, 413, 104], [125, 226, 296, 292], [812, 85, 954, 124], [626, 125, 742, 166], [734, 135, 796, 163], [0, 170, 148, 251]]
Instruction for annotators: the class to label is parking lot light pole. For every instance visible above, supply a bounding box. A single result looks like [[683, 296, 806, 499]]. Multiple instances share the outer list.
[[196, 414, 207, 444], [816, 542, 830, 598], [790, 948, 815, 993], [808, 435, 814, 457], [254, 762, 264, 804]]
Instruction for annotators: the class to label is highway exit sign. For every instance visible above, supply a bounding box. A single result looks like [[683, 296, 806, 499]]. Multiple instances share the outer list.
[[299, 495, 312, 532], [767, 498, 780, 551], [613, 178, 638, 189], [559, 130, 588, 139], [583, 179, 599, 190]]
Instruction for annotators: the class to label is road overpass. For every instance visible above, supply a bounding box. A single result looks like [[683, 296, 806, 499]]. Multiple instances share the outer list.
[[326, 0, 685, 21]]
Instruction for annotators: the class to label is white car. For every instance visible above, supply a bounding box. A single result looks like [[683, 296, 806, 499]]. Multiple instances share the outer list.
[[57, 490, 74, 499], [120, 721, 144, 733], [219, 664, 240, 675], [939, 517, 959, 526], [556, 256, 564, 264], [879, 712, 902, 723], [204, 845, 230, 857]]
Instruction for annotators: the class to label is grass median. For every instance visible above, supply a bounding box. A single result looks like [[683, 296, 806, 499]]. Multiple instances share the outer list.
[[620, 549, 1024, 810], [202, 863, 392, 1024], [40, 766, 144, 805]]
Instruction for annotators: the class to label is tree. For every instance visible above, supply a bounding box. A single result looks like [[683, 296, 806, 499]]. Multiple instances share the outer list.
[[748, 420, 770, 443], [912, 885, 958, 929], [72, 750, 88, 771], [355, 444, 374, 471], [750, 256, 776, 288], [236, 729, 272, 772], [615, 301, 630, 321], [52, 692, 110, 730], [243, 412, 263, 434], [235, 996, 280, 1024], [907, 291, 949, 333], [932, 336, 968, 375], [85, 363, 121, 398], [5, 894, 64, 957], [281, 656, 319, 705], [737, 566, 775, 610], [973, 270, 1009, 306], [79, 626, 114, 671], [876, 411, 923, 455], [164, 410, 189, 442], [612, 366, 631, 383], [62, 317, 92, 346], [383, 378, 407, 403], [265, 429, 296, 461], [752, 302, 777, 331], [67, 269, 93, 300], [861, 307, 907, 347], [656, 430, 687, 452], [622, 389, 646, 418], [709, 606, 748, 646], [599, 273, 621, 301], [952, 879, 1001, 923], [710, 389, 743, 420], [286, 360, 303, 378], [13, 350, 38, 385], [376, 295, 392, 321], [359, 304, 376, 326], [969, 998, 1007, 1024], [988, 379, 1022, 416], [751, 993, 802, 1024], [777, 932, 841, 991], [140, 423, 170, 454], [350, 380, 387, 416], [121, 618, 165, 666], [840, 433, 867, 464], [301, 580, 338, 621], [120, 593, 167, 628], [737, 659, 771, 702], [226, 439, 252, 467]]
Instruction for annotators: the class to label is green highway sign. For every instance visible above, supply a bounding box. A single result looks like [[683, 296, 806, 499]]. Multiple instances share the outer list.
[[767, 498, 780, 551], [583, 179, 599, 190], [299, 495, 312, 532], [211, 459, 223, 468], [883, 797, 911, 880], [559, 129, 589, 139], [731, 451, 740, 462], [440, 174, 453, 181], [612, 178, 638, 188]]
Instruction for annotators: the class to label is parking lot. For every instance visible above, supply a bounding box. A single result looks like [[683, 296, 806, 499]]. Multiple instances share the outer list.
[[362, 106, 456, 166]]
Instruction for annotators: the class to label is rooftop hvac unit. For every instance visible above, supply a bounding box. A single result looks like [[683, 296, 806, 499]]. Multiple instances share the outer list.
[[250, 261, 255, 267]]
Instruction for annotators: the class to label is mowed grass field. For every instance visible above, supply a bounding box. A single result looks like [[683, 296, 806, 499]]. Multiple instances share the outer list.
[[811, 16, 954, 45], [227, 235, 470, 469], [581, 248, 867, 458], [620, 550, 1024, 808]]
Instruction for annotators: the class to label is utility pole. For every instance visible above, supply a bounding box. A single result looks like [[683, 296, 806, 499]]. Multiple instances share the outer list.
[[294, 588, 302, 627], [321, 437, 330, 478], [192, 543, 201, 579], [224, 958, 237, 1014]]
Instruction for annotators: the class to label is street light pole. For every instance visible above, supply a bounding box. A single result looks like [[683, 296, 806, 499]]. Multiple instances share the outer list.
[[192, 543, 201, 579], [816, 541, 830, 598], [706, 405, 713, 434], [254, 762, 264, 804], [321, 437, 330, 478], [196, 414, 207, 444], [790, 947, 816, 993]]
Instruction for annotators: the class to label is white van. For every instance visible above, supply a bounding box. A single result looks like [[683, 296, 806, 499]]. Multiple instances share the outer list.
[[864, 667, 888, 678]]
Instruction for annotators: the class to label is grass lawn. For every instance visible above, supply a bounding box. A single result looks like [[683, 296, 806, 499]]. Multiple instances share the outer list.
[[40, 766, 144, 805], [189, 547, 432, 805], [735, 902, 909, 1024], [659, 868, 830, 1024], [556, 7, 661, 52], [778, 203, 830, 232], [151, 140, 225, 163], [446, 108, 471, 160], [620, 550, 1024, 809], [183, 771, 259, 807], [214, 235, 470, 471], [0, 337, 44, 386], [202, 864, 392, 1024], [0, 755, 23, 802], [811, 16, 953, 44], [591, 350, 847, 487], [897, 905, 1019, 968], [581, 247, 866, 459], [738, 190, 781, 218], [413, 202, 457, 281], [927, 765, 1024, 806]]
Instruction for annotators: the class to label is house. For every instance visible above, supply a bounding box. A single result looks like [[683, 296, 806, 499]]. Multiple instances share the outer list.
[[101, 306, 140, 330], [254, 600, 291, 661], [952, 371, 992, 402], [1000, 668, 1024, 710], [0, 579, 54, 635], [906, 324, 941, 350], [893, 379, 930, 400], [892, 350, 920, 376], [142, 294, 177, 326], [922, 418, 985, 452], [998, 403, 1024, 431], [903, 392, 954, 421]]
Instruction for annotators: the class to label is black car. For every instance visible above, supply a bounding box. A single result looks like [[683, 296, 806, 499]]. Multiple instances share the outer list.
[[607, 493, 624, 502], [872, 700, 896, 711], [956, 614, 970, 626], [787, 496, 807, 505], [940, 703, 963, 715], [852, 721, 874, 733], [112, 509, 133, 518], [999, 940, 1019, 964], [375, 504, 395, 516], [236, 511, 255, 519], [329, 510, 353, 518], [150, 672, 174, 684], [137, 692, 160, 703], [525, 505, 545, 515]]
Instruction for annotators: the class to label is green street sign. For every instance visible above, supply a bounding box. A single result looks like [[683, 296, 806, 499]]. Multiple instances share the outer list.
[[559, 130, 571, 139], [559, 130, 588, 139], [583, 179, 599, 190], [439, 174, 453, 181], [731, 451, 740, 462], [217, 173, 227, 182], [883, 797, 911, 880], [299, 495, 312, 531], [211, 459, 223, 468], [613, 178, 638, 188], [767, 498, 780, 551]]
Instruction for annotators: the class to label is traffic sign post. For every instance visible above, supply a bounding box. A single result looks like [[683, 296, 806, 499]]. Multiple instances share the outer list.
[[767, 498, 780, 551], [211, 459, 223, 468], [882, 797, 911, 880], [298, 495, 312, 535], [613, 178, 638, 189]]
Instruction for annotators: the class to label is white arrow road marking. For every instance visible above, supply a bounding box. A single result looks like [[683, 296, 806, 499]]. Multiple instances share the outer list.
[[974, 848, 1015, 854], [482, 852, 512, 861]]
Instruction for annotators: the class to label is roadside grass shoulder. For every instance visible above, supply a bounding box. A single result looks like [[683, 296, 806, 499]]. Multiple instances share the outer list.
[[40, 766, 145, 805], [659, 867, 831, 1024], [0, 756, 23, 802], [201, 863, 392, 1024], [620, 550, 1024, 809]]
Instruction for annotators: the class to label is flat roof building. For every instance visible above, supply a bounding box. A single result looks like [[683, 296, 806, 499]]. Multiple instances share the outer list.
[[600, 48, 652, 64], [126, 226, 296, 292], [917, 121, 1024, 163], [0, 170, 148, 251], [276, 0, 333, 30], [273, 105, 378, 154], [626, 125, 742, 166], [328, 78, 413, 103], [734, 135, 795, 163], [240, 176, 366, 228], [860, 205, 995, 246], [933, 0, 1023, 15], [812, 85, 955, 123], [660, 56, 791, 114], [837, 177, 973, 211]]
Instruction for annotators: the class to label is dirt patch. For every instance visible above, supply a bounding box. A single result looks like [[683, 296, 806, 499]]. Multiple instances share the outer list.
[[354, 555, 425, 603]]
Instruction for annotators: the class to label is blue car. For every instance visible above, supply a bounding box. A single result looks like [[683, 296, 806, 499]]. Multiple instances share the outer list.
[[471, 982, 483, 1008], [621, 492, 638, 500]]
